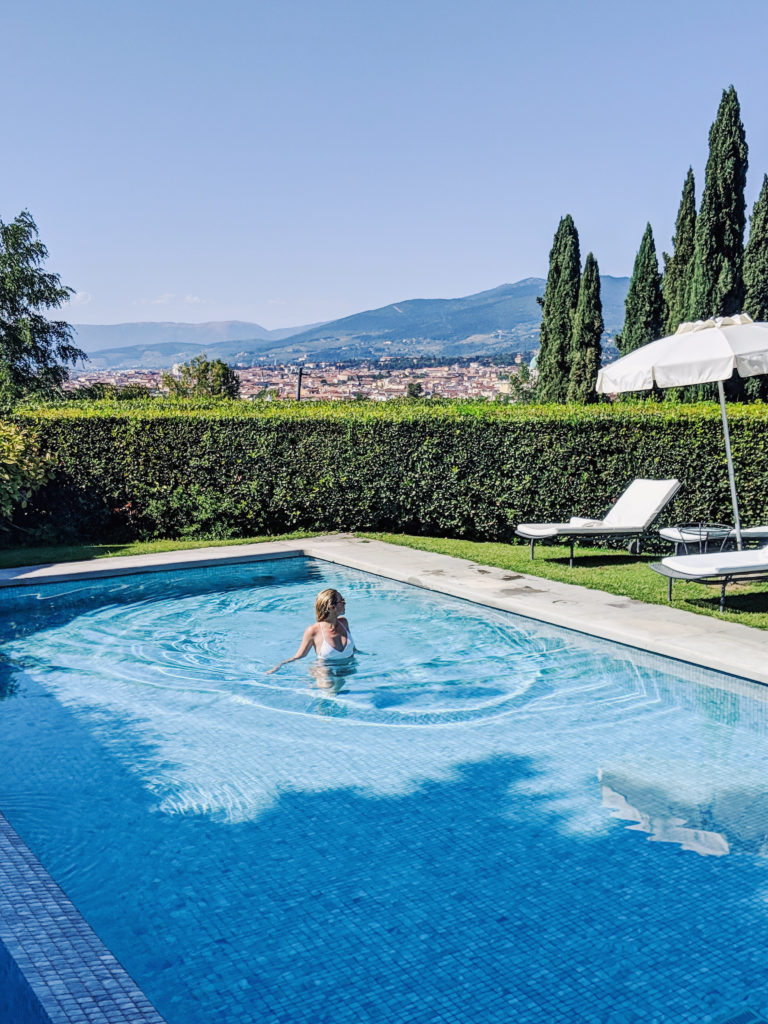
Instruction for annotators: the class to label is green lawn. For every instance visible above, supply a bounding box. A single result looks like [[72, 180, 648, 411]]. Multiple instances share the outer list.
[[2, 530, 767, 630], [0, 531, 319, 570], [361, 532, 768, 631]]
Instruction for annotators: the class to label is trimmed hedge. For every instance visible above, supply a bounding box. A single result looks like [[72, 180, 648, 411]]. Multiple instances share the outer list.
[[8, 398, 768, 545], [0, 421, 50, 521]]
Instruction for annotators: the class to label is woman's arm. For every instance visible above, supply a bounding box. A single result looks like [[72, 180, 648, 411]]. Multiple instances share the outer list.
[[266, 625, 317, 674]]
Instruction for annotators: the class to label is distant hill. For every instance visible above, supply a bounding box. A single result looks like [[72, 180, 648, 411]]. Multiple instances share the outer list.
[[72, 319, 324, 355], [75, 277, 629, 370]]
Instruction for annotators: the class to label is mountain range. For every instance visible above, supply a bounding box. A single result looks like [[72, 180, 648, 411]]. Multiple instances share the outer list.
[[74, 277, 630, 370]]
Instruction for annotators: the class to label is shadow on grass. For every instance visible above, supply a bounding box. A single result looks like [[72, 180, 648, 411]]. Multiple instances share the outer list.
[[546, 553, 655, 569], [0, 533, 318, 571], [0, 543, 133, 569], [683, 586, 768, 616], [533, 544, 656, 569]]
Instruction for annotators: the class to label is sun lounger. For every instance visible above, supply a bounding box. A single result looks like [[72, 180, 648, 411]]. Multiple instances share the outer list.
[[658, 523, 768, 555], [731, 526, 768, 543], [658, 523, 732, 555], [651, 544, 768, 610], [515, 478, 681, 567]]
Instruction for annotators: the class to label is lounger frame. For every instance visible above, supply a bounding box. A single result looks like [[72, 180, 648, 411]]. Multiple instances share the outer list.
[[650, 562, 768, 611], [522, 530, 644, 569]]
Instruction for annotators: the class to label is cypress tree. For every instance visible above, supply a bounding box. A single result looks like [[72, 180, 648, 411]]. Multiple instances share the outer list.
[[617, 223, 664, 356], [688, 86, 748, 320], [742, 174, 768, 399], [743, 174, 768, 319], [537, 215, 580, 403], [662, 168, 696, 333], [567, 252, 603, 403]]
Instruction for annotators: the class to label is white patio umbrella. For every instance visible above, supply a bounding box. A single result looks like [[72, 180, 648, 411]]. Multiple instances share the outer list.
[[596, 314, 768, 549]]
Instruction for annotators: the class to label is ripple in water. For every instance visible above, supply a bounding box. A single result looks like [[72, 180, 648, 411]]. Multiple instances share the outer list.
[[4, 562, 673, 731], [2, 556, 767, 839]]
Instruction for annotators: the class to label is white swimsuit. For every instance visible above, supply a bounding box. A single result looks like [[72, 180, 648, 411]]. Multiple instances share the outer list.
[[318, 621, 355, 661]]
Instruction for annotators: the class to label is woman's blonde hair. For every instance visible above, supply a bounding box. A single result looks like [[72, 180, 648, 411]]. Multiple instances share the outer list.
[[315, 588, 341, 621]]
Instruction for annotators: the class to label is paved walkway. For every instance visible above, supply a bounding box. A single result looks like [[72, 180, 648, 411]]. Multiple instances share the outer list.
[[2, 534, 766, 685]]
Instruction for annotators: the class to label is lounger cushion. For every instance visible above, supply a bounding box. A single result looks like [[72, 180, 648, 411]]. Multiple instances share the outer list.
[[515, 519, 605, 538], [515, 524, 570, 539], [515, 521, 638, 538], [661, 543, 768, 577], [736, 526, 768, 541], [602, 479, 680, 528]]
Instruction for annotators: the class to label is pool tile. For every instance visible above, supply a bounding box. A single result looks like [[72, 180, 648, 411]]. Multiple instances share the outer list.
[[0, 812, 167, 1024]]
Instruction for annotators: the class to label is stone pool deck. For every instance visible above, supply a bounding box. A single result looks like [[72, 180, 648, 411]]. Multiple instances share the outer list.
[[2, 533, 766, 687]]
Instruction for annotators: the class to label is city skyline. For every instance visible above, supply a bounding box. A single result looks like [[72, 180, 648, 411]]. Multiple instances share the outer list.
[[70, 358, 522, 402], [4, 1, 768, 327]]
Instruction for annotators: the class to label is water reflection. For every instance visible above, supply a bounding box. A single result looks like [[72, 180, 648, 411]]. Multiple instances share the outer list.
[[600, 777, 730, 857], [309, 659, 357, 693], [308, 660, 357, 717], [599, 768, 768, 858]]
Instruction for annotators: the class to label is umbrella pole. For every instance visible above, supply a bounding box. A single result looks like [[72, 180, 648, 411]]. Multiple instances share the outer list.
[[717, 380, 743, 550]]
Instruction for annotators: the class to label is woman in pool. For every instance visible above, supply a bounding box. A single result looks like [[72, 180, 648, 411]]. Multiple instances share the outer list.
[[267, 588, 355, 675]]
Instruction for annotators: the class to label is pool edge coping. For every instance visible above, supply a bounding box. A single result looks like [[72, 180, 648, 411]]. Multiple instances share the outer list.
[[1, 533, 766, 686]]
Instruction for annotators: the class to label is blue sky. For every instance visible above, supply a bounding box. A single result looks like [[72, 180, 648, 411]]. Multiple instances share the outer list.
[[4, 0, 768, 328]]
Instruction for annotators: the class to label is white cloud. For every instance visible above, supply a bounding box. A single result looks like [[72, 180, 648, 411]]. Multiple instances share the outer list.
[[67, 291, 93, 306], [132, 294, 176, 307], [184, 295, 203, 304]]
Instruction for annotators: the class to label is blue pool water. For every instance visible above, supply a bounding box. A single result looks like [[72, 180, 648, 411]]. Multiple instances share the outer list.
[[2, 556, 768, 1023]]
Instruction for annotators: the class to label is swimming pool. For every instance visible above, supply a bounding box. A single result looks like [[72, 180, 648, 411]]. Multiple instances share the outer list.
[[2, 555, 768, 1023]]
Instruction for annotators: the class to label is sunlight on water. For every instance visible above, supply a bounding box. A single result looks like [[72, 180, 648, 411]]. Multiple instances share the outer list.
[[2, 558, 768, 840], [4, 558, 768, 1024]]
